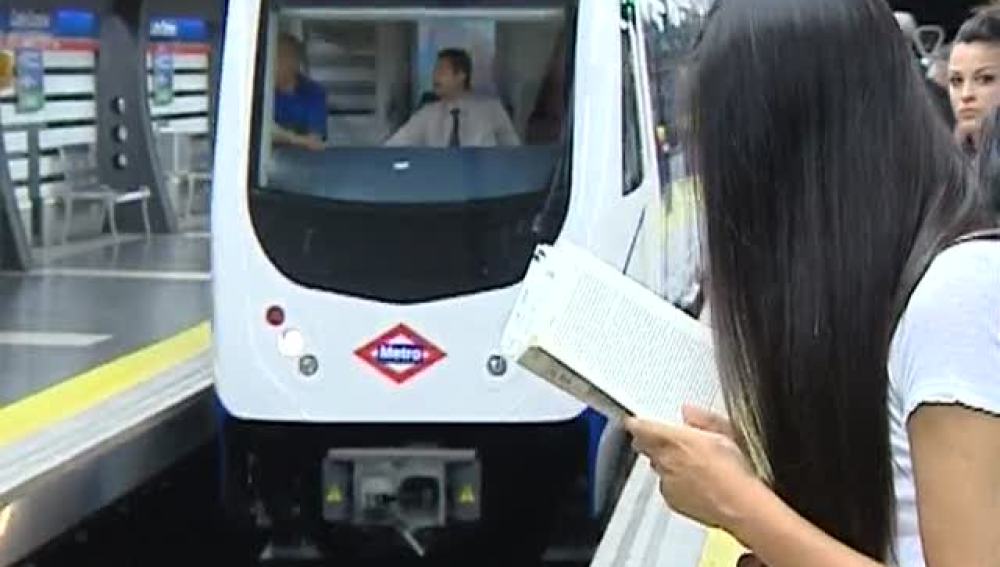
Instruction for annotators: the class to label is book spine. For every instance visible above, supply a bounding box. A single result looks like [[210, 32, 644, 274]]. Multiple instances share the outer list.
[[518, 347, 633, 421]]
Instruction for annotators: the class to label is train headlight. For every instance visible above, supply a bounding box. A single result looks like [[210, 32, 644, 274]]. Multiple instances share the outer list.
[[278, 329, 305, 357]]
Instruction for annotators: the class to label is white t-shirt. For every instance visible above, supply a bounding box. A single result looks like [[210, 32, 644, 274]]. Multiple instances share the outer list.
[[887, 240, 1000, 567]]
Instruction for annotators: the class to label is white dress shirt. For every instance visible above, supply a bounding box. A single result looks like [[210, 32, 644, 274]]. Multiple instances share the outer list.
[[386, 94, 521, 147]]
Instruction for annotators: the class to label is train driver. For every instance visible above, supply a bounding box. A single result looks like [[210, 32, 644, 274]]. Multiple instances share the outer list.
[[386, 48, 521, 148]]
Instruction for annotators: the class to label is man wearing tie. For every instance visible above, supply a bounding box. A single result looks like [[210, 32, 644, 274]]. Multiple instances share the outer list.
[[386, 48, 521, 147]]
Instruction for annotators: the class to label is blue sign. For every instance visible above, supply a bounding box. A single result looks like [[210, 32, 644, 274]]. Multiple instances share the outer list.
[[15, 48, 44, 113], [149, 17, 208, 42], [52, 10, 97, 38], [3, 9, 96, 37]]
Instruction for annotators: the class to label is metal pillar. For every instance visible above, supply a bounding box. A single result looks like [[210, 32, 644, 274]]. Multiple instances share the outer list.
[[95, 0, 179, 234]]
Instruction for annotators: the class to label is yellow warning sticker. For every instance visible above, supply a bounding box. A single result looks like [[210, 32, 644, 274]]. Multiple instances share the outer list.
[[326, 486, 344, 504], [698, 529, 748, 567], [458, 485, 476, 505]]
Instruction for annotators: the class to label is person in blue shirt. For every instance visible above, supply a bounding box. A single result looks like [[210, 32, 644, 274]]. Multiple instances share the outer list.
[[273, 33, 327, 151]]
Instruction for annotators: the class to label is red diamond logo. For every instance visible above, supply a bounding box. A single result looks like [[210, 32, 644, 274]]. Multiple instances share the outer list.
[[354, 324, 446, 385]]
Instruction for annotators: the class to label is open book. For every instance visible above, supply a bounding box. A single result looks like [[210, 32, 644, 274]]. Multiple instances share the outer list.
[[501, 241, 721, 424]]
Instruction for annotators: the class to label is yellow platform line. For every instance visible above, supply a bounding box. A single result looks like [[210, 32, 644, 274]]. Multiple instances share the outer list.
[[699, 529, 749, 567], [0, 322, 211, 448]]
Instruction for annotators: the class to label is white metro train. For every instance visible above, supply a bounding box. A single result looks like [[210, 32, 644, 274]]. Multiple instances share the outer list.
[[211, 0, 701, 561]]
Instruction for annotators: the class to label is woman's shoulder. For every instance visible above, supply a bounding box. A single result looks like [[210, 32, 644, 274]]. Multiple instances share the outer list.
[[908, 239, 1000, 312], [893, 238, 1000, 416]]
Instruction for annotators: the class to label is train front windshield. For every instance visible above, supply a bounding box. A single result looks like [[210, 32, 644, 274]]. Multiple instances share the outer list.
[[248, 2, 574, 303]]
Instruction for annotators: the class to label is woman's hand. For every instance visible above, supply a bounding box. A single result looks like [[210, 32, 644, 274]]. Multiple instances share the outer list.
[[680, 404, 735, 440], [629, 406, 889, 567], [624, 405, 765, 533]]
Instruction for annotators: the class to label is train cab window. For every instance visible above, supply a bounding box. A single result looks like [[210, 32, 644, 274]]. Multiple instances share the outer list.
[[622, 28, 644, 195], [248, 1, 575, 303]]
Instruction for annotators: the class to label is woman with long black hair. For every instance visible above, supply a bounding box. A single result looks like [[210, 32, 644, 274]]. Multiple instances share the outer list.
[[625, 1, 1000, 566]]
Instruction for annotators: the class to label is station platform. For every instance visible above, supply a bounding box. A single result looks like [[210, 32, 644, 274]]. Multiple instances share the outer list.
[[591, 454, 748, 567], [0, 234, 214, 566], [590, 374, 748, 567]]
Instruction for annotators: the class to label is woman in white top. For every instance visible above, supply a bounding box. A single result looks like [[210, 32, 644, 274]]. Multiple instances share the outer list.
[[625, 1, 1000, 566]]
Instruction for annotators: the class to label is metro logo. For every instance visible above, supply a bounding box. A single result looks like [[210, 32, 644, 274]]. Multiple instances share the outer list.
[[355, 324, 446, 385], [377, 344, 425, 365]]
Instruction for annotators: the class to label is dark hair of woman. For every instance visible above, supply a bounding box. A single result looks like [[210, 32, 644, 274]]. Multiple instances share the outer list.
[[956, 5, 1000, 45], [684, 0, 994, 560], [975, 108, 1000, 212]]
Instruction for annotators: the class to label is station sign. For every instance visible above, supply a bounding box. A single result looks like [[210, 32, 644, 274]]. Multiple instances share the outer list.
[[14, 48, 43, 112], [147, 17, 211, 106], [149, 18, 207, 42], [1, 9, 99, 51], [151, 42, 174, 106], [148, 17, 211, 54], [1, 9, 97, 113]]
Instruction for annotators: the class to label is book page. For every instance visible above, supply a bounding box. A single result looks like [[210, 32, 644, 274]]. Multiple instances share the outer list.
[[532, 244, 720, 423], [500, 247, 570, 359]]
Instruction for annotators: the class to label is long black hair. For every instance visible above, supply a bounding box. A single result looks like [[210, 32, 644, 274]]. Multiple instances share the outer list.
[[685, 0, 993, 560]]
